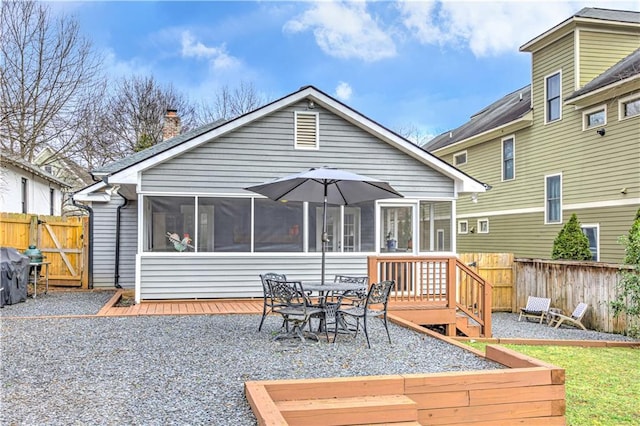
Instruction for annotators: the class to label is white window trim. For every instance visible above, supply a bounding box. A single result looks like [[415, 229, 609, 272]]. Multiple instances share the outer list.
[[618, 93, 640, 121], [453, 150, 467, 166], [477, 218, 489, 234], [458, 220, 468, 234], [294, 111, 319, 150], [501, 135, 515, 182], [544, 70, 562, 124], [581, 223, 600, 262], [582, 104, 607, 130], [544, 173, 563, 225]]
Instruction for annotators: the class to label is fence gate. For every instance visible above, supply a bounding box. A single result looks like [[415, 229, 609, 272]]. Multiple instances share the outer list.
[[459, 253, 514, 312], [1, 213, 87, 287]]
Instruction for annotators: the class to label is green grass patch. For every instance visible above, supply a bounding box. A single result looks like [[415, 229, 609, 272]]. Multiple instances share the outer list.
[[466, 342, 640, 425]]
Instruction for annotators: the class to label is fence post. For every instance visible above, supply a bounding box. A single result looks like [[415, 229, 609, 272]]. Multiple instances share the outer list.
[[29, 215, 38, 247]]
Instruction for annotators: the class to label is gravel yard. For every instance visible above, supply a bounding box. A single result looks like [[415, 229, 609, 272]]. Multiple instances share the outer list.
[[1, 291, 637, 425]]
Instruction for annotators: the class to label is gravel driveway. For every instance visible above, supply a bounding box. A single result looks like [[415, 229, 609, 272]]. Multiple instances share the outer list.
[[1, 291, 637, 425]]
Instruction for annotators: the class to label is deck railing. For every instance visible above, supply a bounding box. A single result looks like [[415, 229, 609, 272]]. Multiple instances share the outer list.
[[367, 256, 492, 336]]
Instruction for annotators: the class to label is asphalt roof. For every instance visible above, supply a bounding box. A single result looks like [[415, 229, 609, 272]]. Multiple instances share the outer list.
[[424, 85, 532, 152], [92, 119, 226, 175], [1, 153, 71, 187], [574, 7, 640, 23]]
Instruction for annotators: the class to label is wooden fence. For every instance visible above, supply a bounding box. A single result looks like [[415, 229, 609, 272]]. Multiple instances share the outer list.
[[0, 213, 88, 287], [460, 253, 514, 312], [514, 258, 636, 335]]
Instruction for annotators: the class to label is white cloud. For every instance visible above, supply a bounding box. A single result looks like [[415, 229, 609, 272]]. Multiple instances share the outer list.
[[283, 1, 396, 62], [180, 31, 240, 70], [335, 81, 353, 101], [398, 1, 580, 57]]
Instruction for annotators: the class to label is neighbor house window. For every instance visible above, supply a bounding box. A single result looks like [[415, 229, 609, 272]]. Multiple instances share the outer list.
[[581, 224, 599, 261], [478, 218, 489, 234], [21, 178, 28, 213], [619, 94, 640, 119], [453, 151, 467, 166], [502, 136, 515, 181], [583, 105, 606, 130], [545, 174, 562, 224], [419, 201, 452, 252], [545, 71, 562, 123], [294, 111, 319, 149], [50, 188, 55, 215], [458, 220, 468, 234]]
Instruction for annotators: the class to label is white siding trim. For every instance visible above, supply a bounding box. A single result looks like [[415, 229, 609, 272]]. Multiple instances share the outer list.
[[574, 29, 581, 91], [457, 197, 640, 219]]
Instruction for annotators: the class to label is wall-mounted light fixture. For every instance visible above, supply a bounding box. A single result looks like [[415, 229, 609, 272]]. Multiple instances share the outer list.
[[596, 128, 606, 136], [471, 193, 478, 203], [621, 187, 628, 194], [469, 226, 476, 234], [307, 100, 315, 109]]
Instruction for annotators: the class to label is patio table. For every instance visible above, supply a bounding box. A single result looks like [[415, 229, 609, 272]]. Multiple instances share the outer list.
[[302, 282, 368, 336]]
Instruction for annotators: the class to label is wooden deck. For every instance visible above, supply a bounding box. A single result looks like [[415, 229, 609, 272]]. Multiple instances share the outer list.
[[97, 291, 264, 317]]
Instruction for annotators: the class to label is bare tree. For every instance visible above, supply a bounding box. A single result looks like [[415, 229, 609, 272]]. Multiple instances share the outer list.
[[196, 81, 268, 124], [101, 75, 197, 155], [394, 123, 434, 147], [0, 1, 103, 162]]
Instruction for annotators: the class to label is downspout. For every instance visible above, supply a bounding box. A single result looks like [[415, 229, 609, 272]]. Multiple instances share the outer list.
[[71, 196, 94, 289], [114, 191, 129, 289]]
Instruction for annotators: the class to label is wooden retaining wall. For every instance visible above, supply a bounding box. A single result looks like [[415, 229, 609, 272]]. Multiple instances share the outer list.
[[514, 258, 636, 334], [245, 344, 565, 425]]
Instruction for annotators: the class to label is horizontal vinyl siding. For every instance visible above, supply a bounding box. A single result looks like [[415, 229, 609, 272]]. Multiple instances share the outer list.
[[142, 101, 453, 198], [92, 197, 138, 289], [579, 30, 640, 87], [118, 200, 137, 288], [456, 204, 637, 263], [139, 254, 369, 300]]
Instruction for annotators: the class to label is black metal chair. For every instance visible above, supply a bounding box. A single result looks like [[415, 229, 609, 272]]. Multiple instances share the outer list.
[[334, 280, 394, 348], [257, 273, 287, 331], [267, 279, 323, 343], [333, 275, 369, 306]]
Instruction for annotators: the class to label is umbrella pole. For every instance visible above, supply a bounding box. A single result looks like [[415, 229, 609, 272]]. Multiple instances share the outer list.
[[321, 187, 328, 285]]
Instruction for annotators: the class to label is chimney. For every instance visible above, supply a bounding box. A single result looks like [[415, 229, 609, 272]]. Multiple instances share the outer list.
[[162, 108, 181, 140]]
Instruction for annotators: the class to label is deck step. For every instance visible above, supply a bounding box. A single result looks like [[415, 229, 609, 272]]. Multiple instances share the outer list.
[[456, 314, 481, 337], [276, 394, 418, 426]]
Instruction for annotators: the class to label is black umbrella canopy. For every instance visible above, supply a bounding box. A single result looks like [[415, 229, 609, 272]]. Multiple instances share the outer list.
[[246, 167, 403, 285], [245, 166, 403, 205]]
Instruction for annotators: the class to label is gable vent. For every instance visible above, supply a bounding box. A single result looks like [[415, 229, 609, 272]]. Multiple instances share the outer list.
[[295, 111, 319, 149]]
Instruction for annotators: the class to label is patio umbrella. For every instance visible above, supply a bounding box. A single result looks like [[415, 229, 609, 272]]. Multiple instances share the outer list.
[[245, 166, 403, 284]]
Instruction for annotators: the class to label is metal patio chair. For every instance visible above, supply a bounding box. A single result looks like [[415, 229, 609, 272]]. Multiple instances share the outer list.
[[257, 272, 287, 331], [267, 279, 323, 343], [334, 280, 394, 348]]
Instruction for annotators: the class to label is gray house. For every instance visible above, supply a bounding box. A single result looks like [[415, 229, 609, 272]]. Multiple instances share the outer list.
[[74, 86, 485, 302]]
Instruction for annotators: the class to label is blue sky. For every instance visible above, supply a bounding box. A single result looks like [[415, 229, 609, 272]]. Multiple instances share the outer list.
[[53, 0, 640, 139]]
